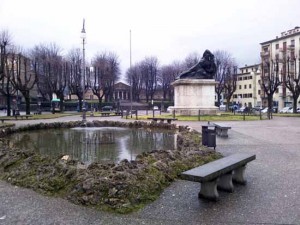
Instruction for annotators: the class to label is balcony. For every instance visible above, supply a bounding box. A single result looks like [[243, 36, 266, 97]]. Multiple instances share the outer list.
[[288, 44, 295, 49]]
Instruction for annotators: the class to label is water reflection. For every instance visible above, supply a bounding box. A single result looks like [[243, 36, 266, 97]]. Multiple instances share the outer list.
[[7, 127, 176, 165]]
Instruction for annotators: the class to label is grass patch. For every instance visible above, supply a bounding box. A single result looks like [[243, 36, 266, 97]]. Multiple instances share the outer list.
[[0, 112, 78, 121], [137, 113, 264, 121]]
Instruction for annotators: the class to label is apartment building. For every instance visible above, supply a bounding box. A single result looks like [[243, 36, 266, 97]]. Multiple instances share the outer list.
[[260, 26, 300, 109], [232, 64, 261, 108]]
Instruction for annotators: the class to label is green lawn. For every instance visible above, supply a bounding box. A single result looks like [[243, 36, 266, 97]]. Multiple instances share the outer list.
[[137, 111, 300, 121]]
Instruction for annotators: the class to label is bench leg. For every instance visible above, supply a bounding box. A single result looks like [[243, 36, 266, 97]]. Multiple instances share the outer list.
[[198, 178, 219, 201], [215, 127, 220, 136], [218, 171, 234, 192], [233, 165, 247, 185], [219, 129, 228, 137]]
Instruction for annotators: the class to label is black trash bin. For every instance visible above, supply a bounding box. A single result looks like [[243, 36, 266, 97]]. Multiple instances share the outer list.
[[202, 124, 216, 149]]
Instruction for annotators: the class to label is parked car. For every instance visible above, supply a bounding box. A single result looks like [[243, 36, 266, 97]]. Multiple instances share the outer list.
[[279, 107, 292, 113], [236, 107, 246, 113], [261, 107, 268, 113], [287, 107, 294, 113], [153, 106, 159, 110], [297, 107, 300, 113], [166, 106, 173, 113], [102, 106, 113, 111]]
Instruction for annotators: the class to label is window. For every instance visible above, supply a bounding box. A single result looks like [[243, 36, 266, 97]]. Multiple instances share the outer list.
[[249, 84, 252, 89], [244, 85, 247, 89], [249, 93, 252, 98], [276, 43, 279, 49], [249, 76, 252, 79], [243, 94, 247, 98], [258, 90, 261, 95], [291, 39, 295, 47], [276, 88, 279, 93], [233, 94, 237, 98], [244, 76, 248, 80], [238, 77, 243, 80], [239, 85, 242, 89], [246, 69, 248, 73]]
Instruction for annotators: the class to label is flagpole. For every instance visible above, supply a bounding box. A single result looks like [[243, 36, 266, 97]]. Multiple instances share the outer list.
[[130, 30, 133, 117]]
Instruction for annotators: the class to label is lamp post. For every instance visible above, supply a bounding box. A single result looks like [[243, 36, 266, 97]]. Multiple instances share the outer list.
[[81, 19, 87, 122]]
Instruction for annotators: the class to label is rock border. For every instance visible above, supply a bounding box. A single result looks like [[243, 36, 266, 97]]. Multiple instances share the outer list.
[[0, 120, 221, 213]]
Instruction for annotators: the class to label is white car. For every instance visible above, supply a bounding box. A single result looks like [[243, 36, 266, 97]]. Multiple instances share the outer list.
[[279, 107, 292, 113], [166, 106, 173, 113], [153, 106, 159, 110], [261, 107, 268, 113], [287, 108, 294, 113]]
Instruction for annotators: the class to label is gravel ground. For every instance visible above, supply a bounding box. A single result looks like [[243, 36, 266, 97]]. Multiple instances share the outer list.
[[0, 115, 299, 225]]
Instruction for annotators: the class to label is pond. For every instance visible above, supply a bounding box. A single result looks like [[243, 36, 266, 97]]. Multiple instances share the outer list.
[[6, 127, 177, 165]]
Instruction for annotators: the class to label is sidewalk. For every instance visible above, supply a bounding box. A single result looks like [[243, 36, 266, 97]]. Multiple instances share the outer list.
[[0, 116, 299, 225]]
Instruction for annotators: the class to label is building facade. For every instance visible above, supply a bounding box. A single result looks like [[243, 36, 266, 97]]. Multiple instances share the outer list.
[[232, 64, 262, 108], [260, 26, 300, 109]]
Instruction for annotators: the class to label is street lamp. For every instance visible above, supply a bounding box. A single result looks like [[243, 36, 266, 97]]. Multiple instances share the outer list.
[[81, 19, 87, 123]]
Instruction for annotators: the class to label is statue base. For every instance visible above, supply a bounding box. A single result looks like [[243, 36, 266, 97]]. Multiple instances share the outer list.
[[171, 79, 218, 116]]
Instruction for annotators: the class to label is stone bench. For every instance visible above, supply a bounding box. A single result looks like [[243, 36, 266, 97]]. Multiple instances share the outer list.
[[14, 115, 33, 120], [180, 153, 256, 201], [147, 117, 178, 124], [213, 123, 231, 137], [100, 112, 110, 117]]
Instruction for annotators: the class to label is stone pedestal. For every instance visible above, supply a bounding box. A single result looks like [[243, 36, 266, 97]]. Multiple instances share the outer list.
[[171, 79, 218, 115]]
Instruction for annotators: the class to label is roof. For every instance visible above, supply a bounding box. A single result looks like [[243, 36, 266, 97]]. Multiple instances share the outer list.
[[260, 28, 300, 45]]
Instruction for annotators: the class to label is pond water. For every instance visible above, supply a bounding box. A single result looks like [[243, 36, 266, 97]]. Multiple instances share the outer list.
[[6, 127, 177, 165]]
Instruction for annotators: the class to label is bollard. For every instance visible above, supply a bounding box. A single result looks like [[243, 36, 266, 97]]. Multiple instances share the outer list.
[[136, 110, 138, 120], [152, 109, 155, 118], [198, 110, 201, 121], [172, 110, 175, 119], [243, 112, 245, 121]]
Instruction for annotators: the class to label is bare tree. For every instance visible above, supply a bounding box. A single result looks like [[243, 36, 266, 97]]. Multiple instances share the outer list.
[[261, 58, 282, 119], [140, 56, 159, 102], [67, 48, 84, 110], [285, 56, 300, 113], [0, 30, 15, 116], [160, 61, 181, 101], [223, 65, 238, 111], [126, 62, 143, 102], [183, 52, 201, 69], [11, 51, 37, 115], [31, 43, 67, 112], [90, 52, 120, 108], [214, 50, 234, 107]]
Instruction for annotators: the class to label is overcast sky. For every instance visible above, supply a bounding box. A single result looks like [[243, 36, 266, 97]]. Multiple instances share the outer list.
[[1, 0, 300, 81]]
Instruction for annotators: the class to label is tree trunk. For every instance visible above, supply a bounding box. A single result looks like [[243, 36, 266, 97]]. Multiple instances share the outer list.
[[78, 95, 82, 112], [6, 95, 11, 117], [59, 96, 64, 112], [226, 97, 231, 111], [292, 94, 299, 113], [25, 96, 31, 115], [216, 93, 221, 107], [267, 94, 273, 119]]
